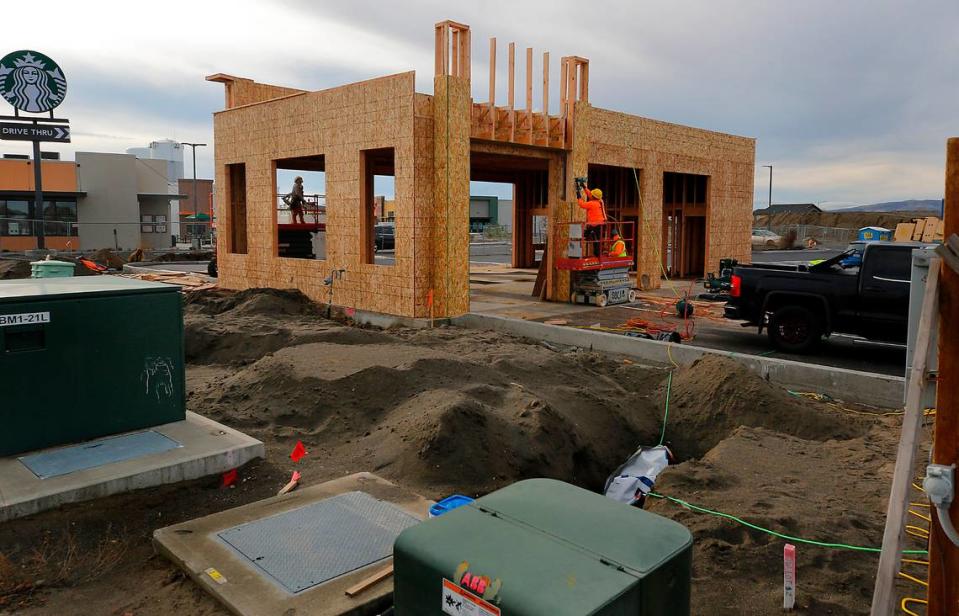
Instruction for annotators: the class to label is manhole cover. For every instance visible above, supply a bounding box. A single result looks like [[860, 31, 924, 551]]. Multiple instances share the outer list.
[[217, 491, 419, 594], [19, 430, 181, 479]]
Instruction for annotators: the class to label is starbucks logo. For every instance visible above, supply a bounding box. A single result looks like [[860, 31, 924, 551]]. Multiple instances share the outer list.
[[0, 50, 67, 113]]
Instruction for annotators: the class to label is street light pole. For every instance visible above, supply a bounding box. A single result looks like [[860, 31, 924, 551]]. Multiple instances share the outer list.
[[762, 164, 773, 230], [181, 142, 207, 250]]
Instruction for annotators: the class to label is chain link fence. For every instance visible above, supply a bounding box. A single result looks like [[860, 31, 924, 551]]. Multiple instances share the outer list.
[[770, 224, 855, 248]]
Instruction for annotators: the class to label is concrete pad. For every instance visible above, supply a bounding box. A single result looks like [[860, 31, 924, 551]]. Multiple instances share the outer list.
[[0, 412, 264, 522], [154, 472, 431, 616]]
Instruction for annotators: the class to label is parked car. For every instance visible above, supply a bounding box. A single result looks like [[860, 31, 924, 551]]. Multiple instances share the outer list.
[[374, 223, 395, 252], [724, 241, 930, 353], [751, 228, 783, 249]]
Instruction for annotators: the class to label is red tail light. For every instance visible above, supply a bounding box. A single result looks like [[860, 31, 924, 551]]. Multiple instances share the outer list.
[[730, 274, 742, 298]]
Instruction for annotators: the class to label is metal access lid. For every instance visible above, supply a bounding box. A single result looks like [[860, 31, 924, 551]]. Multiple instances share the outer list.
[[0, 275, 179, 301], [472, 478, 692, 577]]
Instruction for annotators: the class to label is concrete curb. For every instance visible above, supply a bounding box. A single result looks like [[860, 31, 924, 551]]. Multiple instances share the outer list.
[[454, 313, 905, 409]]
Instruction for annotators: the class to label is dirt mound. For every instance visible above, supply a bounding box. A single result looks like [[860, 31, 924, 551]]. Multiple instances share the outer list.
[[656, 354, 872, 459], [195, 334, 665, 495], [757, 209, 932, 231], [151, 251, 214, 262], [87, 248, 126, 270], [649, 424, 901, 615], [184, 288, 317, 317], [0, 258, 30, 280]]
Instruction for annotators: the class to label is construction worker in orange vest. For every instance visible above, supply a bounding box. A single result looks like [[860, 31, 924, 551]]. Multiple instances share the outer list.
[[576, 179, 607, 256], [608, 229, 627, 257]]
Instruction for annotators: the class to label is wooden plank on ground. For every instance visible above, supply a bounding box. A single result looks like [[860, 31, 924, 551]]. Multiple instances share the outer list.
[[870, 257, 941, 616], [532, 242, 548, 298], [345, 563, 393, 598]]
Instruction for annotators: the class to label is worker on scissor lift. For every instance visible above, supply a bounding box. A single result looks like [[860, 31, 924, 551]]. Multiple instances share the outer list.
[[608, 229, 627, 257], [575, 179, 607, 256]]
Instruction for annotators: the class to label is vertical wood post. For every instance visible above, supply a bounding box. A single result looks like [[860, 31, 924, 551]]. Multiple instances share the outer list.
[[928, 136, 959, 616]]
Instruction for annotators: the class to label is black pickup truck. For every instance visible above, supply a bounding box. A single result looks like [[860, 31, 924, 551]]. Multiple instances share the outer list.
[[724, 241, 928, 353]]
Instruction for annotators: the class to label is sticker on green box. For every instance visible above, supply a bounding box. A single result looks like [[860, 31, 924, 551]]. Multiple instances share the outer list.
[[442, 578, 500, 615]]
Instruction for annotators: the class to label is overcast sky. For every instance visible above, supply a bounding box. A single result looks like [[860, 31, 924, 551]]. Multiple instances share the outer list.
[[1, 0, 955, 208]]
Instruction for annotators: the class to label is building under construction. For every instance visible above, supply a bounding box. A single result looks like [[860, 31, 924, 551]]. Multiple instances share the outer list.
[[207, 20, 756, 319]]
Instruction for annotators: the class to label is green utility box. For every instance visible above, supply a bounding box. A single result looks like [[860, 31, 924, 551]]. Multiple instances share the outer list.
[[0, 277, 185, 456], [394, 479, 692, 616]]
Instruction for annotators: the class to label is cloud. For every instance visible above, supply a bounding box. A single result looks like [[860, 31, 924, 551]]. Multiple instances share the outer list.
[[0, 0, 954, 206]]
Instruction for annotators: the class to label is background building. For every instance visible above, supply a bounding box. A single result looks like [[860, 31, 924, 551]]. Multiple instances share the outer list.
[[0, 151, 186, 252], [127, 139, 185, 238], [177, 178, 214, 240]]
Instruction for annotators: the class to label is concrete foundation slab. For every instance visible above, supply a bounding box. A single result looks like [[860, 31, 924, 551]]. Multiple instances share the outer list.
[[0, 412, 264, 522], [154, 473, 431, 616]]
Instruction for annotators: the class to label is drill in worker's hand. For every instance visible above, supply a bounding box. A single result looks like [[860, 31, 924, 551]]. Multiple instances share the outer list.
[[574, 177, 588, 199]]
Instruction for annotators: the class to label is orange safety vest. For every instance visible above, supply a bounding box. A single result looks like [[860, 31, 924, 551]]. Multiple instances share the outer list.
[[609, 238, 627, 257]]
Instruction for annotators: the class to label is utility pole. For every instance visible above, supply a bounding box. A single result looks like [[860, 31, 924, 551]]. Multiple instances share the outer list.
[[32, 139, 44, 249], [181, 142, 206, 250], [762, 164, 773, 230], [928, 136, 959, 616]]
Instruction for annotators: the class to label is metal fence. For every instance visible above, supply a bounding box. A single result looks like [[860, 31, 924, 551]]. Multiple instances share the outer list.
[[770, 224, 855, 248]]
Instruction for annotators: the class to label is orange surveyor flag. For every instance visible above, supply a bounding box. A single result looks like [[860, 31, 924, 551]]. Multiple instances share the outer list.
[[427, 289, 434, 308], [290, 440, 308, 462]]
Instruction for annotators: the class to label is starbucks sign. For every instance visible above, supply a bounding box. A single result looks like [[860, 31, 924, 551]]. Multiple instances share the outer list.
[[0, 50, 67, 113]]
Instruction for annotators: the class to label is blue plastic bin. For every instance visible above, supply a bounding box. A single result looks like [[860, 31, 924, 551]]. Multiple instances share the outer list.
[[429, 494, 475, 518]]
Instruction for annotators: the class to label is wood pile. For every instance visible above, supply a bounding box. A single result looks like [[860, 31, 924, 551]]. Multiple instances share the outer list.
[[894, 216, 945, 243], [118, 271, 217, 292]]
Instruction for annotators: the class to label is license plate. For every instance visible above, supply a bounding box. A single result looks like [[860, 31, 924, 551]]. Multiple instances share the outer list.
[[0, 311, 51, 327]]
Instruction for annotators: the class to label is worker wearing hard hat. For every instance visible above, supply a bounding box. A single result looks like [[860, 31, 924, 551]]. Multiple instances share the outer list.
[[576, 180, 608, 256], [608, 230, 627, 257], [285, 176, 307, 224]]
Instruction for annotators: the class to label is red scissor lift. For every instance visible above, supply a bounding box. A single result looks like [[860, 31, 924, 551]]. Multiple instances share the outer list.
[[556, 221, 636, 307]]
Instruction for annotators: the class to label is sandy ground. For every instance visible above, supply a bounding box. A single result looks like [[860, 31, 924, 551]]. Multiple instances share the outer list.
[[0, 289, 919, 615]]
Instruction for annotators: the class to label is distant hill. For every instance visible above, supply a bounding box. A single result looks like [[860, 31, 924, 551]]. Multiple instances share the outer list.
[[839, 199, 942, 213]]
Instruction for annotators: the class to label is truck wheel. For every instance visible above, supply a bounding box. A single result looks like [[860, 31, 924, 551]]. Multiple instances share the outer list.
[[768, 306, 822, 353], [596, 293, 609, 307], [207, 257, 218, 278]]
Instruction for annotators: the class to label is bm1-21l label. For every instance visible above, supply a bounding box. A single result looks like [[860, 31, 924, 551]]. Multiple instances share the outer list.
[[0, 311, 50, 326]]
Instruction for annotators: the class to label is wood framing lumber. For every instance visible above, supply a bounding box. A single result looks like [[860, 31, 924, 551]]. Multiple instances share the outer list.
[[928, 136, 959, 616], [345, 563, 394, 597], [488, 38, 496, 107], [870, 257, 941, 616], [543, 51, 550, 142], [935, 234, 959, 275]]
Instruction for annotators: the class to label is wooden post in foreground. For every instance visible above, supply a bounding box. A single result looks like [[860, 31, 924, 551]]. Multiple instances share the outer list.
[[928, 136, 959, 616]]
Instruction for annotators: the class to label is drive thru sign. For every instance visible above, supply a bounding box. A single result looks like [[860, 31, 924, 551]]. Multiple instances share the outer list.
[[0, 122, 69, 142]]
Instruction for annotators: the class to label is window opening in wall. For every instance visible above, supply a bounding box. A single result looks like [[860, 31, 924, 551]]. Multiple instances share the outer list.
[[587, 164, 641, 271], [469, 152, 549, 269], [360, 147, 395, 265], [275, 155, 325, 259], [662, 172, 708, 278], [226, 163, 248, 254]]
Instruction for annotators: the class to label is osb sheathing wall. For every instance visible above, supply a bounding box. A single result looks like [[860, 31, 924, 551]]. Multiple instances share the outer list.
[[430, 74, 471, 317], [587, 106, 756, 288], [214, 72, 438, 318]]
